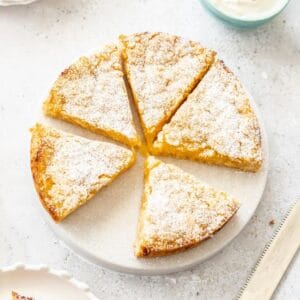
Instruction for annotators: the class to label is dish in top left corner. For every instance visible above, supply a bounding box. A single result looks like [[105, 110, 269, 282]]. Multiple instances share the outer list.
[[0, 0, 38, 6]]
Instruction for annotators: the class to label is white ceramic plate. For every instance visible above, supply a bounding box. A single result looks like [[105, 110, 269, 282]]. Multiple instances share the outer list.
[[0, 263, 98, 299], [0, 0, 37, 5], [36, 84, 268, 275]]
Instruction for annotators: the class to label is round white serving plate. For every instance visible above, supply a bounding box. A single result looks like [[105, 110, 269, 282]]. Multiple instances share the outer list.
[[36, 85, 269, 275], [0, 263, 98, 299], [0, 0, 37, 5]]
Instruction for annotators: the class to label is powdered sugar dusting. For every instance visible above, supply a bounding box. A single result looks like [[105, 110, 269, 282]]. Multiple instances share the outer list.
[[45, 127, 134, 218], [57, 45, 138, 143], [155, 60, 262, 165], [139, 157, 239, 252], [120, 32, 215, 136]]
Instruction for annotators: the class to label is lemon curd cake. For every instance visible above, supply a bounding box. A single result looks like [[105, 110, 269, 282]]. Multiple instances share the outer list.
[[119, 32, 216, 145], [152, 60, 262, 172], [12, 291, 33, 300], [135, 156, 240, 257], [43, 44, 140, 147], [29, 32, 264, 260], [30, 123, 135, 222]]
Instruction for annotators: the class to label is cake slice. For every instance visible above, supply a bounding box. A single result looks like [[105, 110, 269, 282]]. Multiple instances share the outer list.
[[153, 60, 262, 172], [12, 291, 33, 300], [119, 32, 216, 145], [30, 123, 135, 222], [43, 44, 140, 147], [135, 156, 240, 257]]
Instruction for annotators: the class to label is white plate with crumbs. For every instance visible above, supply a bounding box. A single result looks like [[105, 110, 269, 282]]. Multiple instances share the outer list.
[[36, 93, 268, 275], [0, 264, 98, 299]]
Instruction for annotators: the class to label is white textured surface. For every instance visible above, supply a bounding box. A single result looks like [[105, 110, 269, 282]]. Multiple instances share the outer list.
[[0, 0, 299, 299]]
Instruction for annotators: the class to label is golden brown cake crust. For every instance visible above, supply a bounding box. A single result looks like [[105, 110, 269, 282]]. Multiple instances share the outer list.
[[30, 123, 135, 222], [30, 124, 59, 221], [135, 157, 240, 257], [120, 32, 216, 145], [153, 59, 262, 172], [43, 44, 140, 147], [12, 291, 33, 300]]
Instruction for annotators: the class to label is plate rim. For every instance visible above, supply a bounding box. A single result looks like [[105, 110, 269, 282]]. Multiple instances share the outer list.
[[0, 263, 99, 299], [0, 0, 38, 6]]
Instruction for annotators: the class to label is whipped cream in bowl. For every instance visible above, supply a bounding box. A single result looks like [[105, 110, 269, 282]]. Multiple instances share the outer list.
[[201, 0, 290, 27]]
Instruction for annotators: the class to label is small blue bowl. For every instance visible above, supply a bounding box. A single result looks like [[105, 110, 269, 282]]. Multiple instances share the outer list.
[[201, 0, 290, 28]]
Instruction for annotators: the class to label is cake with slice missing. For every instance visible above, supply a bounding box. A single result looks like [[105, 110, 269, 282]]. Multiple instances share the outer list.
[[135, 156, 240, 257], [43, 44, 140, 147], [29, 32, 265, 260], [120, 32, 216, 145], [30, 123, 135, 222], [152, 59, 262, 172]]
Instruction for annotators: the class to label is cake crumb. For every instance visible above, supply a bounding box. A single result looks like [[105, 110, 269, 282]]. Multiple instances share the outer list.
[[269, 219, 275, 226]]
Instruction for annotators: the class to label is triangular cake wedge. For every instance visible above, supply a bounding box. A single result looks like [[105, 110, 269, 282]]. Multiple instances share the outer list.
[[152, 60, 262, 172], [43, 44, 140, 147], [119, 32, 216, 145], [30, 123, 135, 222], [135, 157, 240, 257]]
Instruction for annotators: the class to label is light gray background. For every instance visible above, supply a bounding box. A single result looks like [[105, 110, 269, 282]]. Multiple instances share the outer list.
[[0, 0, 299, 299]]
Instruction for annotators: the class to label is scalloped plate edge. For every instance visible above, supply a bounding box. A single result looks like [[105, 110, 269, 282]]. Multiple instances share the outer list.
[[0, 263, 99, 300]]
